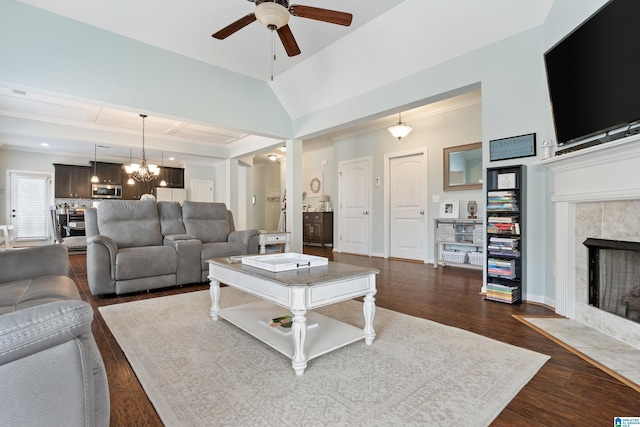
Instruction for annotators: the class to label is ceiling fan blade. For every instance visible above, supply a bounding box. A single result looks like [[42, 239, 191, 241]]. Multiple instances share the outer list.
[[277, 25, 301, 57], [289, 5, 353, 26], [212, 13, 256, 39]]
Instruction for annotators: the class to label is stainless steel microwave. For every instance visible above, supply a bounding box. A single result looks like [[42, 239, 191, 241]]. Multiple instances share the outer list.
[[92, 184, 122, 199]]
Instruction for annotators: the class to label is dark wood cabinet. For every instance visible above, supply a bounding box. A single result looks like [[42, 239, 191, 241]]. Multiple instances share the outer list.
[[122, 179, 155, 200], [91, 162, 123, 185], [303, 211, 333, 247], [54, 164, 91, 198], [160, 167, 185, 188]]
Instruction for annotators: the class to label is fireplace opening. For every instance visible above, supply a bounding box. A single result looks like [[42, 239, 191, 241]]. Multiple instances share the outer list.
[[584, 238, 640, 324]]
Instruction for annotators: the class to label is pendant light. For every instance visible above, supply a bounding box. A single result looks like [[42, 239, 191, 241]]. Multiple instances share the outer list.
[[388, 112, 413, 140], [126, 148, 135, 185], [159, 152, 167, 187], [90, 144, 100, 183], [124, 114, 160, 182]]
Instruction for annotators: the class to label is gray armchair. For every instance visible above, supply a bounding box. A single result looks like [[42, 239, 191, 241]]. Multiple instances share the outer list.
[[0, 300, 110, 426], [0, 245, 109, 426]]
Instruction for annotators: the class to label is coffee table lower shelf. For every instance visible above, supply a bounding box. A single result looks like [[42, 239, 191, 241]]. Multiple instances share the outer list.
[[219, 300, 365, 364]]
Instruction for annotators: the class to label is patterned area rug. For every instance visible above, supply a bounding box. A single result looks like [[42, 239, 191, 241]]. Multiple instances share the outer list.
[[100, 289, 549, 426]]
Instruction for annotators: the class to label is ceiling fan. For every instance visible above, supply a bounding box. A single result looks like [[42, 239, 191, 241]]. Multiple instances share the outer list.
[[212, 0, 353, 57]]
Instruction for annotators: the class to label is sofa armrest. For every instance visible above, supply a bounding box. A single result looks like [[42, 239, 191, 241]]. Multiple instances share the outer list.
[[0, 245, 68, 284], [0, 300, 110, 426], [164, 237, 202, 285], [0, 300, 92, 365], [86, 235, 118, 295], [87, 235, 118, 270], [228, 229, 260, 254]]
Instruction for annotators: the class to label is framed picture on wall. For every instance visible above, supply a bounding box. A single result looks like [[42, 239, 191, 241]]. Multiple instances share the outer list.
[[439, 199, 460, 218], [307, 173, 323, 197]]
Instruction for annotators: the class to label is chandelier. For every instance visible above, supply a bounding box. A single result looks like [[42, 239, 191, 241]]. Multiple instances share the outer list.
[[388, 112, 413, 140], [125, 114, 160, 182]]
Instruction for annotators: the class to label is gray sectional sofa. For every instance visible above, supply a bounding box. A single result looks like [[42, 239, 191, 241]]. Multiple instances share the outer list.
[[0, 245, 110, 426], [85, 200, 259, 295]]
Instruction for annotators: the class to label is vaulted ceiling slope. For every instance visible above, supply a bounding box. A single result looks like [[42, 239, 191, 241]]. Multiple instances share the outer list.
[[1, 0, 554, 162]]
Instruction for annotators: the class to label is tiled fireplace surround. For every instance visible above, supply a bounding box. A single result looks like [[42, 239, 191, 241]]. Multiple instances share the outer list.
[[541, 135, 640, 349]]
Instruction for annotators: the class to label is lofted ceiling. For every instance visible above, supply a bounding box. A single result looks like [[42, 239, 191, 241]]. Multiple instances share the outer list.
[[2, 0, 555, 166], [16, 0, 405, 81]]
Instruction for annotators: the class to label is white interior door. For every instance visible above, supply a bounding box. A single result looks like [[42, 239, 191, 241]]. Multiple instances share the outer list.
[[388, 153, 426, 261], [9, 171, 51, 241], [338, 157, 371, 255], [191, 179, 213, 202]]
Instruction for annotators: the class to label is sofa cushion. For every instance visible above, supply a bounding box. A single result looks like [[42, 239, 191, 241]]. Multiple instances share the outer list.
[[115, 246, 178, 280], [200, 242, 248, 270], [97, 200, 163, 248], [157, 201, 186, 236], [0, 275, 80, 315], [182, 202, 230, 243]]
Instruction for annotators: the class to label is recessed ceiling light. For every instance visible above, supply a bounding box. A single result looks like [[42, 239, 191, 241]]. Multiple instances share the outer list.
[[41, 142, 49, 147], [169, 157, 175, 161]]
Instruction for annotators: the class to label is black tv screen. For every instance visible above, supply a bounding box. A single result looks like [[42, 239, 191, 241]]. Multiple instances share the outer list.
[[544, 0, 640, 146]]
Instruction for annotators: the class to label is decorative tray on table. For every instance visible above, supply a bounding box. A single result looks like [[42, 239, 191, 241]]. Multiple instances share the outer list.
[[241, 253, 328, 272]]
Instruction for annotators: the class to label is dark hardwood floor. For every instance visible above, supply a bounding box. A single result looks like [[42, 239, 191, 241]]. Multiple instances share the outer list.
[[68, 248, 640, 426]]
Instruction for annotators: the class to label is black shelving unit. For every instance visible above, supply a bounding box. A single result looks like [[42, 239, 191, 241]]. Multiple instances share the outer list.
[[485, 165, 526, 304]]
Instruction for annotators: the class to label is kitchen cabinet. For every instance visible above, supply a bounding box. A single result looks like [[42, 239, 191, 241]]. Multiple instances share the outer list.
[[122, 179, 155, 200], [91, 162, 123, 185], [160, 167, 185, 188], [54, 164, 92, 198], [303, 212, 333, 247]]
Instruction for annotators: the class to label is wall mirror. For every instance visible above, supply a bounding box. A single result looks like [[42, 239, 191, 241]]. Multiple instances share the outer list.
[[443, 142, 482, 191]]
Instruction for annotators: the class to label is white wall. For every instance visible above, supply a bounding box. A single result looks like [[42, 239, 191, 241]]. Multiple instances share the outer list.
[[304, 102, 482, 260]]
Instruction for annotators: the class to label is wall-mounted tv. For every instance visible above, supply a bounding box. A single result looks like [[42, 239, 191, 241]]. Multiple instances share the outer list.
[[545, 0, 640, 146]]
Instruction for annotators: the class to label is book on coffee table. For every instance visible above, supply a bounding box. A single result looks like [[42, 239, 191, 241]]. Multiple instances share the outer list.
[[260, 315, 319, 336]]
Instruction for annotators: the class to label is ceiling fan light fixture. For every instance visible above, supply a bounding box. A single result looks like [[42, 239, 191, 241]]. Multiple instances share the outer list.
[[255, 2, 290, 29], [388, 113, 413, 140]]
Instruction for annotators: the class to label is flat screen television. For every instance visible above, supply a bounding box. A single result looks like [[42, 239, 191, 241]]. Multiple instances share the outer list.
[[544, 0, 640, 146]]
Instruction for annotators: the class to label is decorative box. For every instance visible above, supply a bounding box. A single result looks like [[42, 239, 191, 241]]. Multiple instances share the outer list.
[[241, 253, 328, 272]]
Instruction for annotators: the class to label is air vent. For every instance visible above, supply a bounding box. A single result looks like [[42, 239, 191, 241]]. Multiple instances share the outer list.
[[12, 89, 28, 96]]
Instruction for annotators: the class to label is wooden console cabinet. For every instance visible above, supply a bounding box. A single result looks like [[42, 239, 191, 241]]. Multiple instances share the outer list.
[[303, 212, 333, 247]]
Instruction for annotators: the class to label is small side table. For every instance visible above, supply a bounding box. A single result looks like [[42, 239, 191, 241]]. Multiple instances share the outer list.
[[258, 231, 291, 254]]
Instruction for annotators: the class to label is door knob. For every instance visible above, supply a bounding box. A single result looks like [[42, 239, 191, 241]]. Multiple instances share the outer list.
[[363, 211, 368, 215], [419, 210, 425, 215]]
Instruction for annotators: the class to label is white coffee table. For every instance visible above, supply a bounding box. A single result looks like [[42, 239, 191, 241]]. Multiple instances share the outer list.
[[207, 257, 378, 375]]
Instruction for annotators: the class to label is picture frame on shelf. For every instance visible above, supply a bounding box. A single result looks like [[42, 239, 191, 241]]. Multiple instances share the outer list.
[[439, 199, 459, 218], [302, 204, 308, 212], [497, 172, 517, 189]]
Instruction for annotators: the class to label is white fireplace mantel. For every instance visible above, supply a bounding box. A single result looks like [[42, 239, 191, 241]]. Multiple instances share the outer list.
[[537, 134, 640, 348], [537, 135, 640, 203]]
